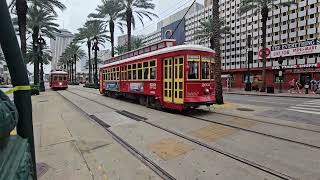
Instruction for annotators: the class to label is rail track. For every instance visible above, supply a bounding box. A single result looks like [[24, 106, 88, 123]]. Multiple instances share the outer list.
[[69, 88, 320, 149], [74, 87, 320, 134], [61, 89, 298, 180]]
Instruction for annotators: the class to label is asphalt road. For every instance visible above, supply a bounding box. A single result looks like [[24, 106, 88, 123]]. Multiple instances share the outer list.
[[224, 94, 320, 126]]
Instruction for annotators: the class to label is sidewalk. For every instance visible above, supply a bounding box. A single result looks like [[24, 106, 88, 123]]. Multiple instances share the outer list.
[[32, 90, 160, 180], [224, 88, 320, 99]]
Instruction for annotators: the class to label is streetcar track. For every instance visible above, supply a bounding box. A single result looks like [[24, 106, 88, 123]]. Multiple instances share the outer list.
[[57, 91, 176, 180], [70, 88, 320, 149], [75, 87, 320, 134], [63, 89, 297, 180]]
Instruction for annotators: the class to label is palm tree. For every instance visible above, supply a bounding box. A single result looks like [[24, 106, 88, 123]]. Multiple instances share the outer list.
[[115, 44, 127, 55], [238, 0, 295, 92], [74, 20, 109, 84], [9, 0, 65, 58], [59, 43, 86, 83], [120, 0, 157, 51], [26, 6, 60, 85], [195, 17, 230, 104], [89, 0, 124, 57], [132, 37, 144, 50]]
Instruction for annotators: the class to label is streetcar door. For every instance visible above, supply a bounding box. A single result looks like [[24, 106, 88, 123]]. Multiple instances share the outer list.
[[163, 56, 184, 104], [173, 56, 184, 104], [163, 58, 173, 103]]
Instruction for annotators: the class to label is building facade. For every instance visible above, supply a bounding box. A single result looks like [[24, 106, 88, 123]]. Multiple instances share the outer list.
[[185, 0, 320, 89], [50, 29, 74, 70], [142, 2, 204, 45]]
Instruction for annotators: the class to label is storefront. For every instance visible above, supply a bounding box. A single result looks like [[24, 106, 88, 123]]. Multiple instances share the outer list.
[[222, 63, 320, 90]]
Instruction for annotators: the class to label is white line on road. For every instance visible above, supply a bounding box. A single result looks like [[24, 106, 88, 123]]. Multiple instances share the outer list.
[[296, 104, 320, 108], [287, 106, 320, 111], [287, 108, 320, 115]]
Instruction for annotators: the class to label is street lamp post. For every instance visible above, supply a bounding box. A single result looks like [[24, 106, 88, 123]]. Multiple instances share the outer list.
[[37, 35, 46, 92], [92, 37, 99, 88], [278, 56, 284, 93], [245, 35, 253, 91]]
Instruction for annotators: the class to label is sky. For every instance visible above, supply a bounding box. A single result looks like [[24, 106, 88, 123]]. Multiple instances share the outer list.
[[56, 0, 204, 48], [7, 0, 204, 73]]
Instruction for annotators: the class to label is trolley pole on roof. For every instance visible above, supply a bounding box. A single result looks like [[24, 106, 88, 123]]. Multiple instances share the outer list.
[[0, 1, 37, 179]]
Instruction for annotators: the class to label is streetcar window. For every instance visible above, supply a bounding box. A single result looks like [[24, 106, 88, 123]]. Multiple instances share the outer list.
[[116, 67, 120, 80], [128, 65, 132, 80], [143, 62, 149, 80], [201, 57, 210, 80], [132, 64, 137, 80], [54, 76, 57, 81], [121, 66, 127, 80], [138, 63, 143, 80], [59, 76, 63, 81], [134, 51, 138, 56], [150, 60, 156, 80], [144, 47, 150, 53], [188, 61, 199, 79], [151, 45, 157, 51], [139, 49, 144, 54]]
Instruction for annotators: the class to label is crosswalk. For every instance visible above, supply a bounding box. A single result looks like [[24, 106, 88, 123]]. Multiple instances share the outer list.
[[287, 99, 320, 115]]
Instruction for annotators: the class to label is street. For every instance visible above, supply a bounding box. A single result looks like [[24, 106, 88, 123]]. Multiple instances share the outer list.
[[224, 94, 320, 126], [30, 85, 320, 180]]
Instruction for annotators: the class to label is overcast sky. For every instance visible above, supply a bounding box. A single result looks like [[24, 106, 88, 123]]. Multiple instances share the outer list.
[[56, 0, 204, 47]]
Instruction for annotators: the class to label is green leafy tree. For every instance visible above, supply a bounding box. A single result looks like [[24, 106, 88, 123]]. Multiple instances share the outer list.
[[9, 0, 65, 58], [89, 0, 124, 57], [120, 0, 157, 51], [195, 17, 230, 104], [132, 37, 144, 50], [74, 20, 109, 83], [238, 0, 296, 92], [115, 44, 127, 55]]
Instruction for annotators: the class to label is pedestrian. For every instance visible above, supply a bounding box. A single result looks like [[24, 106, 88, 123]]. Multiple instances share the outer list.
[[311, 79, 317, 93], [288, 78, 295, 93], [295, 80, 301, 94]]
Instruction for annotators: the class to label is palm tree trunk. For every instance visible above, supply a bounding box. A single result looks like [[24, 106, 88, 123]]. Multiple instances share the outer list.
[[71, 61, 73, 83], [126, 9, 132, 51], [40, 62, 44, 89], [110, 20, 115, 57], [16, 0, 27, 58], [32, 26, 40, 85], [74, 54, 77, 82], [212, 0, 224, 104], [87, 40, 92, 83], [94, 48, 98, 86], [260, 7, 268, 92]]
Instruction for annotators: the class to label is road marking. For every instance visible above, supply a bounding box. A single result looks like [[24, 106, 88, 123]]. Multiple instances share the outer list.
[[296, 104, 320, 108], [288, 106, 320, 111], [287, 108, 320, 115]]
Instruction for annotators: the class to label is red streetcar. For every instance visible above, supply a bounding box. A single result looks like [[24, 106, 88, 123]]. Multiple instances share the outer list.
[[49, 70, 68, 90], [99, 40, 215, 110]]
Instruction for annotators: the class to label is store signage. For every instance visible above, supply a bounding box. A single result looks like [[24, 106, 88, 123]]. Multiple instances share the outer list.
[[271, 63, 320, 70], [285, 68, 320, 74], [259, 39, 320, 59]]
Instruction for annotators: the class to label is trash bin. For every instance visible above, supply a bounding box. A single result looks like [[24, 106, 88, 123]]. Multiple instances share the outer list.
[[267, 86, 274, 93]]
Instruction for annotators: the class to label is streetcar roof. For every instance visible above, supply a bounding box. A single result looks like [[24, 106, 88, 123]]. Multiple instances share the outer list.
[[99, 44, 215, 69], [50, 71, 68, 75]]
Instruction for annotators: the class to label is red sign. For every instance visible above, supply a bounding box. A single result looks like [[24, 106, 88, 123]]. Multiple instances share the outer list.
[[259, 48, 271, 57]]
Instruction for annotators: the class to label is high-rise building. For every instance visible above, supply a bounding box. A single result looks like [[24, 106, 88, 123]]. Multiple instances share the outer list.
[[204, 0, 213, 7], [142, 2, 204, 45], [50, 29, 74, 70], [185, 0, 320, 89]]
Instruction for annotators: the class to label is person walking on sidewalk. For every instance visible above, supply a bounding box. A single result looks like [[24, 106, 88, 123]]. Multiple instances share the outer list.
[[295, 79, 302, 94], [288, 78, 296, 93]]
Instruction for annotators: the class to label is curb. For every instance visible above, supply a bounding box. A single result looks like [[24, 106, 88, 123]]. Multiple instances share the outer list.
[[224, 92, 320, 99]]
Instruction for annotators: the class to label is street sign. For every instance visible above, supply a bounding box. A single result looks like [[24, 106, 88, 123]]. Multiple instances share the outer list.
[[259, 48, 271, 58]]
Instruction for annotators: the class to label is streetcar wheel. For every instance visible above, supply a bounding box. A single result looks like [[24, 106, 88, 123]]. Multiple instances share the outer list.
[[139, 96, 147, 106]]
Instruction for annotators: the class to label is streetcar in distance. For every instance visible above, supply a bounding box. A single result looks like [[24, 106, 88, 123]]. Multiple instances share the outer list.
[[99, 40, 215, 111], [49, 70, 68, 90]]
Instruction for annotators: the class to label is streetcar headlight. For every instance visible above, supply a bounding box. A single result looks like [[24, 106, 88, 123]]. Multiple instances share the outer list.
[[59, 82, 62, 86], [204, 88, 210, 95]]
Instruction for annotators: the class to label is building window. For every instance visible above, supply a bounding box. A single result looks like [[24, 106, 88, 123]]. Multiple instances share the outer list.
[[274, 23, 279, 27], [300, 17, 304, 21], [275, 32, 279, 35], [291, 10, 296, 13], [300, 26, 304, 30], [291, 19, 295, 23], [290, 28, 295, 32], [275, 14, 279, 18], [290, 37, 295, 41], [310, 4, 315, 8], [282, 30, 287, 34], [310, 34, 314, 38], [310, 24, 314, 28], [299, 36, 304, 40], [300, 7, 304, 11], [282, 12, 287, 16], [282, 39, 287, 43], [310, 14, 315, 18]]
